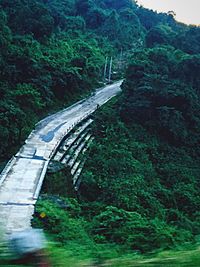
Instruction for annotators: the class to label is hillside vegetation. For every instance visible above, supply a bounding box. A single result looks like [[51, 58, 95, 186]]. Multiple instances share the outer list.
[[0, 0, 140, 162], [1, 0, 200, 265], [1, 0, 200, 162]]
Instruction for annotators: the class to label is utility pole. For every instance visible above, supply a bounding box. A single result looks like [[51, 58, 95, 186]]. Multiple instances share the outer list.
[[108, 56, 112, 83], [119, 48, 123, 70], [103, 56, 108, 82]]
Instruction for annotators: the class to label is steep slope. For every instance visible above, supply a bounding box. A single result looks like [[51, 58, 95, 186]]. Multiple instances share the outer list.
[[2, 0, 199, 164]]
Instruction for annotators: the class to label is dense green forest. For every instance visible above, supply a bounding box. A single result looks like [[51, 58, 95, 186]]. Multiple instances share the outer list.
[[1, 0, 200, 265], [1, 0, 200, 162], [0, 0, 142, 162]]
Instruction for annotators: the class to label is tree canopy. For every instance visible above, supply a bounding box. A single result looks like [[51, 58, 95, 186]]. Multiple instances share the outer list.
[[1, 0, 200, 257]]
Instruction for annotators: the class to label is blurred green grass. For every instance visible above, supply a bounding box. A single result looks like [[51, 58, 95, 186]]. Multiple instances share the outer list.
[[1, 246, 200, 266], [1, 236, 200, 266], [47, 244, 200, 267]]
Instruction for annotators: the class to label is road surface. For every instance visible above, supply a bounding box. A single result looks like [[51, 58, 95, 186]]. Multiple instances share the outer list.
[[0, 81, 122, 234]]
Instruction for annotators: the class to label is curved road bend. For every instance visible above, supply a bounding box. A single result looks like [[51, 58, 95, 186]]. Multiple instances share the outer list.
[[0, 81, 122, 234]]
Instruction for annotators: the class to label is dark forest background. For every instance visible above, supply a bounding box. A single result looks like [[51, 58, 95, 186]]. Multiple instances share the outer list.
[[1, 0, 200, 261]]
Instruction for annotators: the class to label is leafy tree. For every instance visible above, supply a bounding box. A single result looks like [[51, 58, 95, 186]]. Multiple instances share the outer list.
[[0, 0, 54, 38], [0, 10, 12, 52], [174, 26, 200, 54], [102, 0, 136, 11], [121, 46, 200, 144], [11, 83, 44, 111], [136, 6, 166, 30], [146, 24, 176, 47]]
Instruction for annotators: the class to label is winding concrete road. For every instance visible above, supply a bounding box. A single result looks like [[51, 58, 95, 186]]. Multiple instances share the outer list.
[[0, 81, 122, 234]]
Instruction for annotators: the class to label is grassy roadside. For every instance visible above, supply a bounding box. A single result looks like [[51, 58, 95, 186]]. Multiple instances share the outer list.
[[1, 242, 200, 266], [46, 244, 200, 266]]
